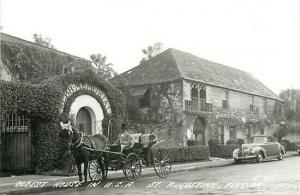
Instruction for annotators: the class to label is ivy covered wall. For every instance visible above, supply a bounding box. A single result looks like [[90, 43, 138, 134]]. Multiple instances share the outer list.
[[1, 33, 91, 83], [0, 69, 125, 172], [120, 81, 185, 145]]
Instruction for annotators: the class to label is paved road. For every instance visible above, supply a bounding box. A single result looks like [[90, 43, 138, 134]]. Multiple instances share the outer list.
[[38, 156, 300, 195]]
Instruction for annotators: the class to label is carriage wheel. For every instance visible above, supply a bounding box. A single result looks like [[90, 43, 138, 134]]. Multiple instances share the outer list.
[[88, 160, 103, 181], [123, 153, 142, 181], [153, 147, 171, 178]]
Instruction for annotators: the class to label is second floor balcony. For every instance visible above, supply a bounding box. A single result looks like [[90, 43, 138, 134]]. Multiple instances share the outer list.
[[184, 97, 212, 112]]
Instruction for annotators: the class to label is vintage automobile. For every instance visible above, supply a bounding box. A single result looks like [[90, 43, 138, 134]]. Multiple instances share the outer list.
[[233, 135, 285, 163]]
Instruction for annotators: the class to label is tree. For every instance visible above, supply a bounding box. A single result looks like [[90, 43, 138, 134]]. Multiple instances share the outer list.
[[90, 54, 117, 80], [140, 42, 164, 64], [140, 46, 154, 64], [279, 89, 297, 121], [33, 34, 55, 49]]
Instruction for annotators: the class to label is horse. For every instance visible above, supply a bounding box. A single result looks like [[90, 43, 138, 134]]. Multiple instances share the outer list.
[[59, 121, 108, 183]]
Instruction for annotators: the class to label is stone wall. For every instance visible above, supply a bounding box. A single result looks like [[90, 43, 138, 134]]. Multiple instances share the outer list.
[[182, 84, 280, 145], [209, 85, 279, 144], [122, 80, 184, 145], [118, 79, 281, 146]]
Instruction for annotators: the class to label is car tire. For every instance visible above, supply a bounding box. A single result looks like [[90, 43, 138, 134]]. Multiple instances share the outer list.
[[234, 159, 241, 164], [278, 151, 283, 160], [256, 153, 263, 163]]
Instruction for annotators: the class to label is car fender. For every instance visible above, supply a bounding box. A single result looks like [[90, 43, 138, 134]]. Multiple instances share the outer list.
[[232, 148, 240, 156], [251, 146, 266, 158], [278, 144, 285, 154]]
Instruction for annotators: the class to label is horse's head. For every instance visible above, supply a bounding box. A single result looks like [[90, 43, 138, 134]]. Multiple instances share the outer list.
[[59, 121, 74, 146]]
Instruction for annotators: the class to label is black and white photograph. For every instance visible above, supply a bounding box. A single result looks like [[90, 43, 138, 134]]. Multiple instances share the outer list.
[[0, 0, 299, 194]]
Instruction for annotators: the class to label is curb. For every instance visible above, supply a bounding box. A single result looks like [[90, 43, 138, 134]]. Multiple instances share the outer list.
[[1, 153, 298, 195]]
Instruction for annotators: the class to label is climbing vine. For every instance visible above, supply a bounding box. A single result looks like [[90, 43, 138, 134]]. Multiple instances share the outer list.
[[0, 69, 125, 172]]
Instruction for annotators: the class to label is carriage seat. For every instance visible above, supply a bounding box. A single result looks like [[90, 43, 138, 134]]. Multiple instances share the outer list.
[[109, 143, 121, 153]]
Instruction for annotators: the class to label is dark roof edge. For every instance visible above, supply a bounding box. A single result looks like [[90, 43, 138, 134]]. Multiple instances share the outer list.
[[1, 32, 90, 63], [115, 78, 184, 88], [116, 77, 282, 101], [183, 78, 282, 101]]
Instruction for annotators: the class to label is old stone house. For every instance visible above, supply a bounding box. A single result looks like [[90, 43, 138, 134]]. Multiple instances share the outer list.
[[0, 33, 124, 173], [112, 48, 283, 146]]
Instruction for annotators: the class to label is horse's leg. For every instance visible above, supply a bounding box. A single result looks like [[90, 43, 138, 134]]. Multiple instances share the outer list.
[[75, 161, 82, 182], [83, 161, 88, 183], [104, 154, 108, 180], [98, 155, 107, 180]]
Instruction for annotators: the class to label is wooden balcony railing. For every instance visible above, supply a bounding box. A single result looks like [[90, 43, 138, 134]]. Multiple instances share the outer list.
[[184, 97, 212, 112]]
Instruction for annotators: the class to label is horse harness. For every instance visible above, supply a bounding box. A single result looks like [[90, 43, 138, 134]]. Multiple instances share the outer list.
[[71, 133, 96, 151]]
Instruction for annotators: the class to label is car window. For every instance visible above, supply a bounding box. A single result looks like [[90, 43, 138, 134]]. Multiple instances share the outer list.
[[253, 137, 266, 144]]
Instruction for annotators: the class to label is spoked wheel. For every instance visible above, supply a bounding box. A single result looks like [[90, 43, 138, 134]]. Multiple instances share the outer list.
[[123, 153, 142, 181], [153, 147, 171, 178], [88, 159, 103, 181]]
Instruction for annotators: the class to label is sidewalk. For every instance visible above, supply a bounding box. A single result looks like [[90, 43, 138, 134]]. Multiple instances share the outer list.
[[0, 151, 298, 195]]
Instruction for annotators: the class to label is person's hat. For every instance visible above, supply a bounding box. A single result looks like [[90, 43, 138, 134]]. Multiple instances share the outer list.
[[121, 123, 127, 129]]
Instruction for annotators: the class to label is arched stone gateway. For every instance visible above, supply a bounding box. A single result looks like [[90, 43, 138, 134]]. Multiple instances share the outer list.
[[61, 83, 112, 135], [193, 117, 206, 145]]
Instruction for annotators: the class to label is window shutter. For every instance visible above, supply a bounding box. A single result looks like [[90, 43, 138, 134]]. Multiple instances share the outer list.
[[183, 81, 191, 101], [206, 86, 213, 103]]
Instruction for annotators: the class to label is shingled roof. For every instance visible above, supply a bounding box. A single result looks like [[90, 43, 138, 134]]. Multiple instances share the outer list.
[[112, 48, 279, 100]]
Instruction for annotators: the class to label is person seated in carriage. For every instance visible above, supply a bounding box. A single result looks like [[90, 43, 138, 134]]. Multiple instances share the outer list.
[[117, 124, 132, 152], [118, 124, 131, 144]]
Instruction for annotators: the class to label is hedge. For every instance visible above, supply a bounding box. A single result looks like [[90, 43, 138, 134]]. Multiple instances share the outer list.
[[0, 69, 125, 172], [281, 139, 298, 151], [209, 144, 238, 159], [150, 146, 210, 163]]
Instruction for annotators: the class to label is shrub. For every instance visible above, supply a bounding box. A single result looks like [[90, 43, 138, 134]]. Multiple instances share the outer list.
[[187, 140, 203, 146], [150, 145, 209, 163], [226, 139, 235, 145], [210, 144, 238, 158], [281, 139, 298, 151], [209, 139, 238, 158]]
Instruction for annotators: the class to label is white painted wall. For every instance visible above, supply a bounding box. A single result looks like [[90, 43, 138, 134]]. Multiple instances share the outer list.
[[69, 95, 104, 135]]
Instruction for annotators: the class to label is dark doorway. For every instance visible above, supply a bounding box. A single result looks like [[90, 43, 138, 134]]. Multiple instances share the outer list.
[[193, 117, 206, 145], [76, 107, 92, 135], [1, 113, 33, 174]]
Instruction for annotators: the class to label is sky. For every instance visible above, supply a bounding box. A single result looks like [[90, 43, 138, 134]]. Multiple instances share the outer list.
[[0, 0, 299, 94]]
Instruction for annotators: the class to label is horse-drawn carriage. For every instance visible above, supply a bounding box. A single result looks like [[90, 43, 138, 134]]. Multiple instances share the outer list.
[[59, 122, 171, 182]]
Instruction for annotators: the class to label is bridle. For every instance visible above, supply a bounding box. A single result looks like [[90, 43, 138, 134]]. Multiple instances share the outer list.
[[61, 126, 96, 150], [61, 126, 81, 149]]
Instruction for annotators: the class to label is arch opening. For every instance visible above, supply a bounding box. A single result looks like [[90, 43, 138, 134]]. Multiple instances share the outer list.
[[193, 117, 206, 145], [69, 95, 104, 135]]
